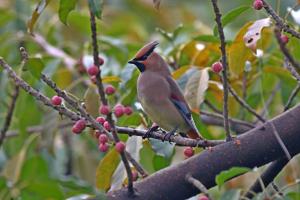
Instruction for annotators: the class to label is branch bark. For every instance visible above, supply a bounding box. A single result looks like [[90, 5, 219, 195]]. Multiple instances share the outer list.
[[107, 104, 300, 200]]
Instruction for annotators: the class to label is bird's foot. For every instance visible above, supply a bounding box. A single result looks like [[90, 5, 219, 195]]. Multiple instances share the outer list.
[[162, 126, 178, 143], [143, 124, 159, 139]]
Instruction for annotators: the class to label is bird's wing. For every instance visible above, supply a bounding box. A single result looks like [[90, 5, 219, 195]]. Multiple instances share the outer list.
[[166, 76, 197, 131]]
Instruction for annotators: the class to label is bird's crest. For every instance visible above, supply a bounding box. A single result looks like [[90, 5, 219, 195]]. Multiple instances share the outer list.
[[134, 41, 159, 61]]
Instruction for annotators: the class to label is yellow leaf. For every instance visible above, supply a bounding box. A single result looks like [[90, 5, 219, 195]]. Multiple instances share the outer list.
[[84, 85, 100, 118], [96, 149, 120, 191], [184, 68, 210, 113], [53, 68, 72, 89], [102, 76, 122, 83], [27, 0, 52, 34], [172, 65, 191, 80]]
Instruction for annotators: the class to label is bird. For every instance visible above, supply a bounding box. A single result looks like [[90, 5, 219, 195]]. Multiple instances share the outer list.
[[128, 41, 203, 140]]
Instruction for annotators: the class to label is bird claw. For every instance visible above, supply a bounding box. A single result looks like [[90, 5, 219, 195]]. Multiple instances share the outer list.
[[162, 126, 178, 143], [143, 125, 159, 139]]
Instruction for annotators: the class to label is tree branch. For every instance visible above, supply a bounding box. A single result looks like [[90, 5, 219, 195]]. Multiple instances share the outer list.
[[211, 0, 232, 141], [262, 0, 300, 39], [284, 84, 300, 111], [107, 104, 300, 199]]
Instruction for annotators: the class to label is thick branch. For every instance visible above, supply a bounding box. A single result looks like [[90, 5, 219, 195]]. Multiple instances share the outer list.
[[108, 104, 300, 200]]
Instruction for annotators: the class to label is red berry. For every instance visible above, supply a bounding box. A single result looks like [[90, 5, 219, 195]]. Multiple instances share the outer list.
[[99, 105, 110, 115], [280, 34, 289, 44], [184, 147, 194, 158], [124, 106, 133, 115], [198, 195, 209, 200], [51, 95, 62, 106], [114, 104, 124, 118], [105, 85, 116, 95], [98, 57, 104, 66], [91, 76, 97, 84], [96, 116, 106, 124], [103, 121, 111, 131], [253, 0, 263, 10], [132, 171, 138, 181], [87, 65, 99, 76], [95, 130, 101, 138], [99, 134, 108, 144], [115, 141, 126, 153], [99, 143, 109, 152], [211, 61, 223, 73], [75, 119, 86, 131], [72, 124, 82, 134]]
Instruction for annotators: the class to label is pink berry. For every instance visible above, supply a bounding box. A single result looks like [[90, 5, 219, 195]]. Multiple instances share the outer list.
[[105, 85, 116, 95], [115, 141, 126, 153], [280, 34, 289, 44], [132, 171, 138, 181], [211, 61, 223, 73], [124, 106, 133, 115], [103, 121, 111, 131], [184, 147, 194, 158], [95, 130, 101, 138], [253, 0, 263, 10], [72, 124, 82, 134], [99, 134, 108, 144], [99, 105, 110, 115], [98, 57, 104, 66], [51, 95, 62, 106], [75, 119, 86, 131], [198, 195, 209, 200], [96, 116, 106, 124], [114, 104, 124, 118], [87, 65, 99, 76], [91, 76, 97, 84], [99, 143, 109, 152]]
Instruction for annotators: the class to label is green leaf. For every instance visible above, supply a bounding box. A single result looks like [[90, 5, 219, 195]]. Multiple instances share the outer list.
[[24, 58, 45, 79], [149, 138, 174, 159], [59, 0, 78, 25], [220, 189, 241, 200], [88, 0, 103, 19], [213, 6, 250, 36], [96, 149, 120, 191], [194, 35, 220, 43], [27, 0, 52, 34], [117, 113, 141, 127], [216, 167, 250, 188], [20, 156, 49, 181], [153, 155, 170, 171]]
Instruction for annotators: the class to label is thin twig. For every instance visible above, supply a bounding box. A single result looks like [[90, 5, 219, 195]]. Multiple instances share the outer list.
[[88, 10, 134, 194], [186, 174, 213, 200], [226, 80, 266, 123], [262, 0, 300, 39], [116, 126, 224, 147], [211, 0, 232, 141], [269, 121, 292, 160], [125, 152, 148, 178], [244, 158, 288, 199], [260, 81, 281, 118], [284, 85, 300, 111], [204, 99, 222, 114], [200, 111, 255, 130], [274, 27, 300, 81], [0, 85, 19, 147]]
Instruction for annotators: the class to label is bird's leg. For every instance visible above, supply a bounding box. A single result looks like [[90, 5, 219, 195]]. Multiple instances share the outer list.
[[143, 123, 159, 139], [163, 126, 178, 143]]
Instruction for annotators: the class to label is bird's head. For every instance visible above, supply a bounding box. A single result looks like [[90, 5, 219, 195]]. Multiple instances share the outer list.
[[128, 41, 168, 73]]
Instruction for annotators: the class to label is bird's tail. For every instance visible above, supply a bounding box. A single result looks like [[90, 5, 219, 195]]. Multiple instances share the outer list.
[[187, 128, 203, 139]]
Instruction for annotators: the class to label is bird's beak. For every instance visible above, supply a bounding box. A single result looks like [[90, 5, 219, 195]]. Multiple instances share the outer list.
[[128, 60, 145, 72], [128, 60, 138, 65]]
